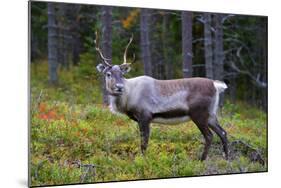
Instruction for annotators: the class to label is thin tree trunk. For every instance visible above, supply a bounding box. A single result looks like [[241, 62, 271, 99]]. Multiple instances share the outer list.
[[57, 3, 67, 69], [47, 3, 58, 84], [63, 6, 71, 70], [71, 5, 81, 66], [140, 9, 152, 76], [213, 14, 225, 106], [101, 6, 112, 105], [213, 14, 224, 80], [61, 4, 70, 70], [163, 13, 173, 79], [72, 36, 81, 66], [150, 12, 164, 79], [261, 18, 268, 111], [203, 13, 214, 79], [31, 30, 39, 61], [181, 11, 193, 78]]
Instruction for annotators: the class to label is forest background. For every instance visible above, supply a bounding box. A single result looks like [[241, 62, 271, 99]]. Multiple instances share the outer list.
[[30, 1, 267, 186]]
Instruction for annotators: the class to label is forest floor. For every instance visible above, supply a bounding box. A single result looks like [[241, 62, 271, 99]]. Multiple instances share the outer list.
[[30, 62, 267, 186]]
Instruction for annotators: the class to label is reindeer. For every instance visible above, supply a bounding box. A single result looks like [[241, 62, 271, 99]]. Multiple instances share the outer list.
[[95, 32, 228, 160]]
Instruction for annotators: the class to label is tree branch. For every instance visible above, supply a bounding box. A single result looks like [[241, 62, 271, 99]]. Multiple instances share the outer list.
[[221, 14, 235, 24]]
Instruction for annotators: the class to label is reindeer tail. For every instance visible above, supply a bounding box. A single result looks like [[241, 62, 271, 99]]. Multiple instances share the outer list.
[[213, 80, 228, 93]]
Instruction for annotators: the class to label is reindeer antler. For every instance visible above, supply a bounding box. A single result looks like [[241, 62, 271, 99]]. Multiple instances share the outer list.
[[122, 34, 135, 66], [94, 31, 112, 67]]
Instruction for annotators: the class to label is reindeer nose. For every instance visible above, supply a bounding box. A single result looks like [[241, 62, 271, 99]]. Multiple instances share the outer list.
[[115, 83, 124, 90]]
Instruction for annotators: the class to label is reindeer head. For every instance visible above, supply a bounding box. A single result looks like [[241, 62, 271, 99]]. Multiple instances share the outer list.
[[95, 32, 135, 95]]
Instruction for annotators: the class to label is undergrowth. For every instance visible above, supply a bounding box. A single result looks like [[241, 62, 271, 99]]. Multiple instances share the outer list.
[[30, 61, 267, 186]]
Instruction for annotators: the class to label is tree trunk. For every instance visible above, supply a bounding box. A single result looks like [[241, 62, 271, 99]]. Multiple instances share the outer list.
[[47, 3, 59, 84], [71, 5, 81, 66], [213, 14, 225, 106], [181, 11, 193, 78], [63, 6, 71, 70], [57, 3, 68, 69], [72, 36, 81, 66], [140, 9, 152, 76], [259, 18, 267, 110], [31, 30, 39, 61], [150, 12, 164, 79], [203, 13, 214, 79], [163, 13, 173, 79], [213, 14, 224, 80], [101, 6, 112, 105]]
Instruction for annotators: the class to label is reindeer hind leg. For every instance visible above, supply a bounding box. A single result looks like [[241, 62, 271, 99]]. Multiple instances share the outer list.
[[190, 110, 213, 160], [208, 116, 228, 159]]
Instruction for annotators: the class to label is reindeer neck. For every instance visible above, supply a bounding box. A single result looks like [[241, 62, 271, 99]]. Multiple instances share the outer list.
[[108, 80, 129, 114]]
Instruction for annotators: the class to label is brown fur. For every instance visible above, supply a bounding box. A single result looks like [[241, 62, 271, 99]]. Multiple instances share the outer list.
[[185, 78, 216, 111], [155, 77, 216, 97], [151, 78, 215, 121]]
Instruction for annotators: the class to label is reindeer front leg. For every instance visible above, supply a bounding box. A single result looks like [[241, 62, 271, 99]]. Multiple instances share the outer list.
[[137, 113, 152, 154]]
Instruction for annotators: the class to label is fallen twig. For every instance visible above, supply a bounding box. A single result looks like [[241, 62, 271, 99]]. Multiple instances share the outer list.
[[71, 160, 101, 183]]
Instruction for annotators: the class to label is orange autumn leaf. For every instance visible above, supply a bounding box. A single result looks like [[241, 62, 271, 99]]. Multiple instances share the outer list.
[[75, 132, 81, 137], [81, 128, 88, 134], [39, 103, 47, 112], [47, 110, 57, 119], [37, 107, 64, 121], [38, 114, 48, 120], [121, 9, 140, 29]]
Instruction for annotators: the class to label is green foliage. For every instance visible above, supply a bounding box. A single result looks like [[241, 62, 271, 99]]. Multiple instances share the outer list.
[[30, 61, 267, 186], [76, 53, 97, 78]]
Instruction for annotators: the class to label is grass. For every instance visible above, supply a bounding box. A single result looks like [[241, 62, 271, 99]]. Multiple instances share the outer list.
[[30, 61, 267, 186]]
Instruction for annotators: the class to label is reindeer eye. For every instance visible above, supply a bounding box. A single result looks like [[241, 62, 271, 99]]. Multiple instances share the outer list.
[[106, 72, 111, 78]]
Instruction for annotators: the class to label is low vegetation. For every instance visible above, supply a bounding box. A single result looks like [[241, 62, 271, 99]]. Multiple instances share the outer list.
[[30, 62, 267, 186]]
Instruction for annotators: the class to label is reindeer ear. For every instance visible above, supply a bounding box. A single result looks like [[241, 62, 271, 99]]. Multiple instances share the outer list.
[[96, 64, 106, 73], [120, 64, 131, 74]]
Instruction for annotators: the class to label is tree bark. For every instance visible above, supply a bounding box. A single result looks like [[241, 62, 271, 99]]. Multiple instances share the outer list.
[[57, 3, 68, 69], [213, 14, 225, 107], [213, 14, 224, 80], [63, 4, 72, 70], [140, 9, 152, 76], [47, 3, 59, 84], [163, 13, 173, 79], [203, 13, 214, 79], [150, 12, 164, 79], [71, 5, 81, 66], [101, 6, 112, 105], [31, 30, 39, 61], [262, 19, 268, 111], [181, 11, 193, 78], [72, 35, 81, 66]]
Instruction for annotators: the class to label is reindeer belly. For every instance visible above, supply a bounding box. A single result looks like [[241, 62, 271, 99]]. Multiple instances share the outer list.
[[152, 116, 190, 125], [151, 109, 190, 125]]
